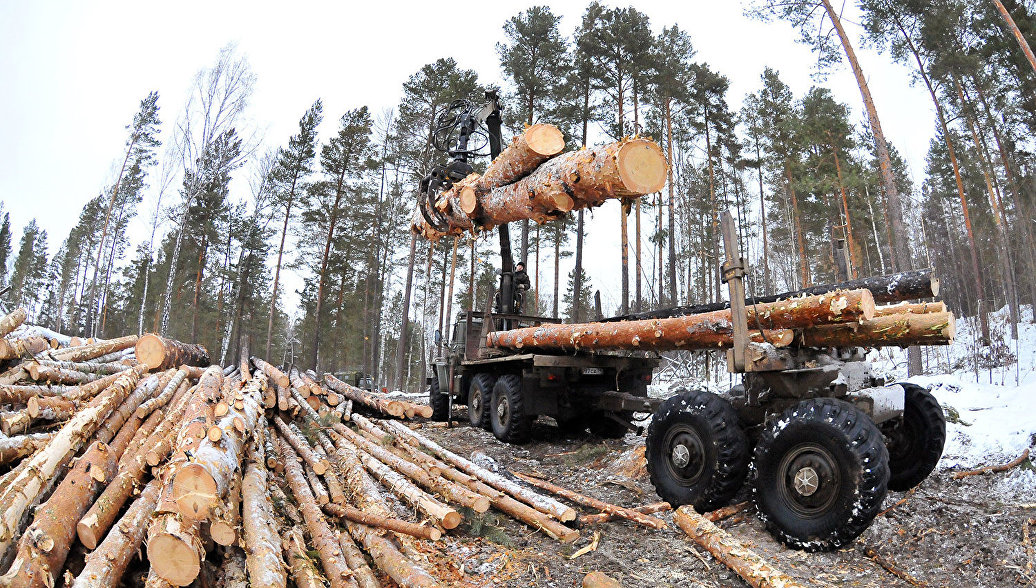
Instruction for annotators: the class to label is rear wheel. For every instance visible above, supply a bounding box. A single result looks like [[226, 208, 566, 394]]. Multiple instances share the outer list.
[[467, 374, 495, 430], [428, 371, 449, 422], [752, 398, 888, 551], [882, 383, 945, 491], [490, 374, 533, 444], [646, 389, 750, 512]]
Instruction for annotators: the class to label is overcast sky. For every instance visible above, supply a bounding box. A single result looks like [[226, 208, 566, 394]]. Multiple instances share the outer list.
[[0, 1, 934, 316]]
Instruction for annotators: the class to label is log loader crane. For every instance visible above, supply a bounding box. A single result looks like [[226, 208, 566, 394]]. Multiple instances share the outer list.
[[416, 96, 948, 552]]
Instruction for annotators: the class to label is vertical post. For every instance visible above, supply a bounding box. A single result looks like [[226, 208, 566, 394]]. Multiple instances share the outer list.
[[720, 210, 747, 373]]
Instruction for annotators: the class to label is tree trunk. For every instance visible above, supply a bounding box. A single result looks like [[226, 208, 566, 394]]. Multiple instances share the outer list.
[[266, 184, 297, 360], [665, 99, 679, 304], [831, 145, 859, 277], [0, 308, 27, 337], [993, 0, 1036, 76], [394, 233, 417, 391], [312, 172, 348, 371], [787, 166, 810, 288]]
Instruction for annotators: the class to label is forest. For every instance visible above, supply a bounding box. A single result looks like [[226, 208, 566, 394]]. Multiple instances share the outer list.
[[2, 0, 1035, 391]]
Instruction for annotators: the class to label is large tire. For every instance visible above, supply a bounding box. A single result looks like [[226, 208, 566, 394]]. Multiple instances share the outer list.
[[490, 374, 533, 444], [429, 371, 449, 422], [646, 389, 750, 513], [752, 398, 889, 551], [882, 383, 946, 491], [467, 374, 495, 430]]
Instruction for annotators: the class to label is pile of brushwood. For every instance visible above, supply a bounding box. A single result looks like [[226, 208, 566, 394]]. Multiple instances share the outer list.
[[0, 306, 669, 588]]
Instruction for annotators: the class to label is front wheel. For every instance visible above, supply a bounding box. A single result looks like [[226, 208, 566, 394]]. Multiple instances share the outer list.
[[752, 398, 889, 551], [428, 371, 449, 422], [646, 389, 750, 513], [490, 374, 533, 444], [882, 383, 946, 491]]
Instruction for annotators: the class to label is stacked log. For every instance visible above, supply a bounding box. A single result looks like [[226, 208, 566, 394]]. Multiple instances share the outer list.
[[414, 136, 668, 241], [135, 334, 209, 370]]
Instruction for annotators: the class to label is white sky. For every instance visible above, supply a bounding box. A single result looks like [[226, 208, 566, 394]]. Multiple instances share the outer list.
[[0, 1, 934, 316]]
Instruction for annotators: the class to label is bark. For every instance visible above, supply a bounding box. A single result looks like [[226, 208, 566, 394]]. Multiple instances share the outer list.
[[322, 501, 441, 540], [346, 522, 441, 588], [414, 138, 668, 240], [471, 124, 565, 193], [0, 385, 73, 404], [512, 472, 666, 530], [170, 371, 263, 520], [611, 269, 938, 321], [266, 184, 298, 360], [993, 0, 1036, 76], [874, 301, 947, 317], [281, 526, 327, 588], [26, 396, 76, 420], [136, 368, 189, 418], [51, 335, 138, 363], [0, 309, 27, 338], [381, 419, 577, 522], [241, 426, 288, 588], [71, 479, 161, 588], [27, 364, 99, 385], [674, 505, 807, 588], [34, 359, 130, 376], [800, 311, 955, 348], [0, 366, 144, 552], [278, 438, 354, 588], [0, 337, 51, 361], [489, 289, 875, 352], [0, 433, 55, 465], [135, 334, 209, 370]]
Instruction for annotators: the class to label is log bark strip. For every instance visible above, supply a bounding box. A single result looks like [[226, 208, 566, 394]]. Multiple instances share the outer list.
[[674, 505, 806, 588], [324, 374, 405, 417], [414, 138, 667, 240], [578, 502, 671, 526], [0, 337, 51, 360], [799, 311, 955, 348], [135, 333, 209, 370], [513, 472, 666, 529], [489, 289, 874, 352]]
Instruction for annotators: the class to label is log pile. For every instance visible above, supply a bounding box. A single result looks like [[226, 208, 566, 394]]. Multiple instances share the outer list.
[[487, 277, 955, 353], [412, 128, 668, 241], [0, 308, 684, 587]]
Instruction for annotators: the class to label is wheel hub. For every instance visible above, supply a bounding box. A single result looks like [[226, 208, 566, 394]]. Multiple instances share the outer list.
[[793, 467, 819, 496], [496, 396, 509, 422], [671, 443, 691, 468], [663, 427, 707, 485], [471, 392, 481, 413]]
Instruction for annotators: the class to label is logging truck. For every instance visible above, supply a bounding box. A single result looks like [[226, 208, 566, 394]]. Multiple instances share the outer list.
[[416, 94, 947, 552]]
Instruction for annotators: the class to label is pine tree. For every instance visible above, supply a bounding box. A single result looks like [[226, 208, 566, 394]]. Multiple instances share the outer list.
[[0, 209, 11, 287], [265, 99, 322, 359], [7, 220, 49, 317]]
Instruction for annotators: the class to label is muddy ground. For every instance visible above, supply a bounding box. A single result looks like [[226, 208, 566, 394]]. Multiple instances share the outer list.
[[404, 412, 1035, 588]]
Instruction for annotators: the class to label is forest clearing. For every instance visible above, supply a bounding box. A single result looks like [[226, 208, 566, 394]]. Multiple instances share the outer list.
[[3, 0, 1036, 587]]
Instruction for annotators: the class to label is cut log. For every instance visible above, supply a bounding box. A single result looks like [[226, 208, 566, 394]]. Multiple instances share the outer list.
[[208, 472, 241, 546], [608, 269, 940, 322], [240, 426, 288, 588], [513, 472, 666, 530], [134, 334, 208, 370], [578, 501, 671, 526], [322, 502, 441, 540], [51, 335, 139, 363], [147, 489, 205, 587], [0, 433, 55, 465], [799, 311, 955, 348], [344, 415, 489, 511], [873, 301, 947, 317], [137, 368, 189, 418], [27, 362, 100, 384], [0, 308, 27, 338], [34, 359, 131, 376], [414, 137, 667, 241], [704, 501, 752, 522], [335, 529, 378, 588], [0, 337, 51, 360], [313, 443, 346, 504], [305, 458, 331, 505], [381, 419, 577, 522], [346, 522, 442, 588], [272, 416, 329, 475], [170, 371, 263, 520], [0, 365, 145, 551], [466, 124, 565, 199], [487, 289, 875, 352], [0, 384, 74, 404], [71, 478, 161, 588], [278, 437, 354, 588], [26, 395, 74, 420], [282, 526, 328, 588], [674, 505, 807, 588], [332, 431, 462, 529], [219, 548, 249, 588], [250, 357, 288, 408], [324, 374, 405, 417]]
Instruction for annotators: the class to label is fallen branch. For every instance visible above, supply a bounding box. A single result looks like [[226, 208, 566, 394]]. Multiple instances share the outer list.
[[578, 502, 671, 526], [864, 547, 928, 587], [513, 472, 666, 530], [952, 448, 1030, 479], [704, 501, 751, 523]]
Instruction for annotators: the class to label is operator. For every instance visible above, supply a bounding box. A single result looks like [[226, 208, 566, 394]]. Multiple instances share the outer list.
[[513, 261, 531, 313]]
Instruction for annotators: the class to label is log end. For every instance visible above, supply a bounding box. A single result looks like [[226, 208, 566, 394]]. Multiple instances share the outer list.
[[441, 510, 463, 530], [171, 463, 218, 520], [526, 123, 565, 157], [76, 519, 100, 550], [135, 333, 167, 369], [27, 396, 40, 418], [472, 495, 491, 513], [148, 533, 201, 587], [559, 507, 578, 523], [26, 363, 41, 381], [209, 521, 236, 547], [615, 139, 667, 195], [459, 186, 479, 215]]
